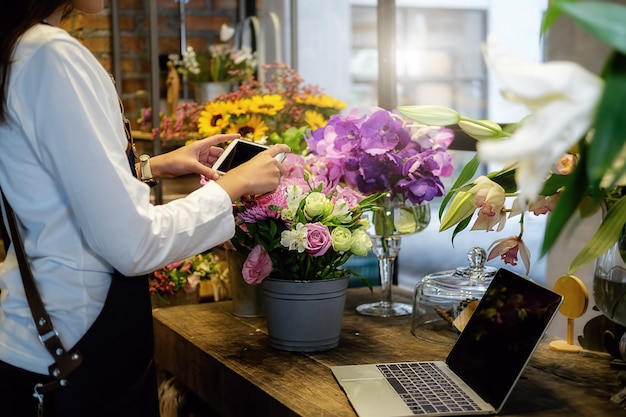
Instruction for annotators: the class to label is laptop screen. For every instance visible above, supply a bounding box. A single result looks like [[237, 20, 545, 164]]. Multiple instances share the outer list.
[[446, 269, 563, 409]]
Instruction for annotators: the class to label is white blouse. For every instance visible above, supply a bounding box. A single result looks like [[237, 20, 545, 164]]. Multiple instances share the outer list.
[[0, 24, 235, 374]]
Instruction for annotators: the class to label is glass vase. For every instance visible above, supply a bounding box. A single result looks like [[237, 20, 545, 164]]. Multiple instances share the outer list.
[[356, 193, 431, 317], [593, 224, 626, 327]]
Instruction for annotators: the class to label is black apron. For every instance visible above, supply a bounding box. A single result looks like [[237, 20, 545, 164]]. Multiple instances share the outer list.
[[0, 273, 159, 417], [1, 271, 159, 417]]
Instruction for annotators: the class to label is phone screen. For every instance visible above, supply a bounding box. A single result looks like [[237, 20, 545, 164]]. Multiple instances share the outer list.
[[214, 140, 268, 174]]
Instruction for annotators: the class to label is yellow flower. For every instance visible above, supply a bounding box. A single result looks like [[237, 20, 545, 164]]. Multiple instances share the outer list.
[[297, 94, 348, 111], [304, 110, 326, 130], [228, 98, 252, 116], [226, 115, 268, 141], [198, 101, 231, 137], [248, 94, 285, 116]]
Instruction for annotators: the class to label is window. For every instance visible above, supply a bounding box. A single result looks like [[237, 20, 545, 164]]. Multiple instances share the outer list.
[[350, 6, 487, 117]]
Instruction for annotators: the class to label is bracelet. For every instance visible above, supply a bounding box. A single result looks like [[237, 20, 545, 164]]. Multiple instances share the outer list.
[[139, 154, 158, 187]]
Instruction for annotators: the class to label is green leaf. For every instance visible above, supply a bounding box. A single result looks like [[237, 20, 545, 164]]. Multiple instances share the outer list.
[[568, 197, 626, 274], [541, 0, 569, 36], [450, 215, 472, 245], [488, 169, 517, 194], [587, 52, 626, 190], [559, 1, 626, 55], [438, 154, 480, 220], [540, 174, 571, 196]]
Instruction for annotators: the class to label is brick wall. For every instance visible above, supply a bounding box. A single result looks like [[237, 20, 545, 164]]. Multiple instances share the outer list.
[[63, 0, 248, 125]]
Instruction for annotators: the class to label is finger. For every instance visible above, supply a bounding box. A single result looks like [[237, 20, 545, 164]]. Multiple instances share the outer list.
[[197, 133, 241, 147], [196, 164, 220, 181], [267, 144, 291, 158], [210, 147, 224, 158]]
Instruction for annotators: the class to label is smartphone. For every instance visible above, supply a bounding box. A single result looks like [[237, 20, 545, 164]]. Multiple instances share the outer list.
[[213, 139, 269, 175]]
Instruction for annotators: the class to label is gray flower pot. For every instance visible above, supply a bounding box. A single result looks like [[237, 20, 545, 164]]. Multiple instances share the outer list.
[[261, 276, 349, 352]]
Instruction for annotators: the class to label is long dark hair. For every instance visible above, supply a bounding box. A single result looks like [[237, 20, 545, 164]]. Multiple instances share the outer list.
[[0, 1, 72, 122]]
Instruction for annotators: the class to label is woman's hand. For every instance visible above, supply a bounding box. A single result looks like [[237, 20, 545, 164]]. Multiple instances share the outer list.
[[147, 134, 240, 180], [216, 144, 291, 202]]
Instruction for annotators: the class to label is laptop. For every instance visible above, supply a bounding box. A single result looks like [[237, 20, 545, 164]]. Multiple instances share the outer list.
[[332, 268, 563, 417]]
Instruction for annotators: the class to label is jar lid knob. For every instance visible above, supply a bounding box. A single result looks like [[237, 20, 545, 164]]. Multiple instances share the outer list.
[[467, 247, 487, 268], [466, 247, 487, 285]]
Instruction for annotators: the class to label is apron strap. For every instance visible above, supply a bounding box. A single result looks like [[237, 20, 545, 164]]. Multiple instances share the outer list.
[[0, 190, 82, 391]]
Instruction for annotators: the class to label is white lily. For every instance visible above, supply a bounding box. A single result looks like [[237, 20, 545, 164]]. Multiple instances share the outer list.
[[476, 35, 604, 204]]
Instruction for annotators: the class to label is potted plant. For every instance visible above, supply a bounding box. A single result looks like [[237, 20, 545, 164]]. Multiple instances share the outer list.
[[171, 24, 257, 103], [230, 154, 380, 351], [304, 107, 455, 316]]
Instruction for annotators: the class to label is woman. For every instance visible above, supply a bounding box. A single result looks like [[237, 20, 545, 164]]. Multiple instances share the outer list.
[[0, 1, 289, 416]]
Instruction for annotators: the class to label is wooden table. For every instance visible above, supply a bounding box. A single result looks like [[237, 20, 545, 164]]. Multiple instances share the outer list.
[[153, 287, 626, 416]]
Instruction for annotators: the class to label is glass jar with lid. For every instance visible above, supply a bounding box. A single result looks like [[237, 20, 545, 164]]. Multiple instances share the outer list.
[[410, 247, 496, 345]]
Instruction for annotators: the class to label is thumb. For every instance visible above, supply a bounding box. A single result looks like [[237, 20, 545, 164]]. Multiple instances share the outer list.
[[193, 161, 220, 181]]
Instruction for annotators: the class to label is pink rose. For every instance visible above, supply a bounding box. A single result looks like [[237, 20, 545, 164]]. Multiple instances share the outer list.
[[304, 222, 332, 256], [242, 245, 273, 285]]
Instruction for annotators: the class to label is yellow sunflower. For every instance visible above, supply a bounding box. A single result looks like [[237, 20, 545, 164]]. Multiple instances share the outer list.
[[304, 110, 326, 131], [228, 98, 253, 116], [248, 94, 285, 116], [226, 115, 269, 142], [296, 94, 347, 111], [197, 101, 231, 136]]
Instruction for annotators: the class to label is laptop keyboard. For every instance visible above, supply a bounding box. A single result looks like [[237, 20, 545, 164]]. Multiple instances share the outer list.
[[377, 362, 482, 415]]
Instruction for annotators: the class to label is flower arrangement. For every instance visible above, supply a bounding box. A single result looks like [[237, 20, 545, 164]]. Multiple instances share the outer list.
[[195, 62, 348, 154], [150, 251, 224, 296], [170, 24, 257, 84], [145, 63, 347, 152], [230, 154, 380, 285], [304, 107, 455, 205], [397, 0, 626, 276]]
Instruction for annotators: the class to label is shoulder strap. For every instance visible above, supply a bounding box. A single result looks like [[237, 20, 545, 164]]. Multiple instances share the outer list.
[[0, 190, 82, 392]]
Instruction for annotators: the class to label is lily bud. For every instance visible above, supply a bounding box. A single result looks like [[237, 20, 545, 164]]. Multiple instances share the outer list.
[[397, 105, 460, 126], [458, 119, 506, 140], [439, 191, 476, 232]]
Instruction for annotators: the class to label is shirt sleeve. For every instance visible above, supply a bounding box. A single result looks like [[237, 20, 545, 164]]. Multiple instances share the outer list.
[[15, 34, 235, 276]]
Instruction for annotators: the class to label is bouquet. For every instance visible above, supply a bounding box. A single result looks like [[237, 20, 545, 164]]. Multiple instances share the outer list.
[[397, 0, 626, 276], [150, 251, 224, 296], [145, 63, 347, 151], [230, 154, 380, 285], [171, 24, 256, 84], [195, 62, 347, 154]]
